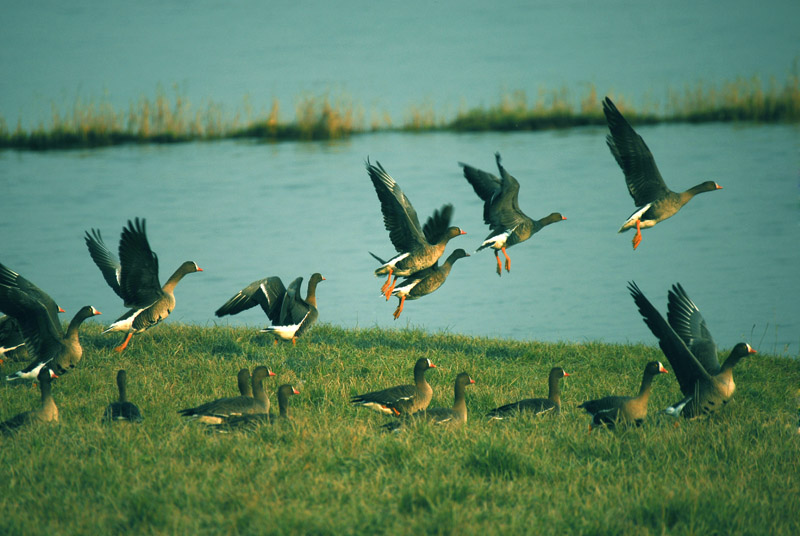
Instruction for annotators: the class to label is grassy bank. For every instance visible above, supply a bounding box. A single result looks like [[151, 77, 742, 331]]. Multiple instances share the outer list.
[[2, 67, 799, 151], [1, 323, 798, 535]]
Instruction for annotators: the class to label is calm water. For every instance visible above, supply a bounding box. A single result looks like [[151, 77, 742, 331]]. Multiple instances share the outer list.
[[1, 1, 798, 354], [1, 125, 798, 354]]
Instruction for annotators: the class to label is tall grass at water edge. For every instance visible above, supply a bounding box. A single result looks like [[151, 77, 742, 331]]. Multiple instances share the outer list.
[[2, 67, 799, 150], [1, 323, 798, 535]]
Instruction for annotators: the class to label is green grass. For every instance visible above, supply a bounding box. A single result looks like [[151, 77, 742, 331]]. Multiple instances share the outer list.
[[2, 65, 799, 150], [1, 323, 798, 535]]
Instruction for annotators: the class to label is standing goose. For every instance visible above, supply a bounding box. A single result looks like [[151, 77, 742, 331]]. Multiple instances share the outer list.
[[459, 153, 566, 276], [383, 372, 475, 431], [387, 249, 469, 319], [487, 366, 569, 420], [0, 263, 100, 379], [628, 281, 757, 418], [578, 361, 668, 430], [603, 97, 722, 250], [85, 218, 202, 352], [210, 384, 301, 432], [178, 366, 275, 424], [366, 159, 466, 299], [215, 273, 325, 345], [102, 369, 143, 423], [351, 357, 437, 416], [1, 365, 58, 435]]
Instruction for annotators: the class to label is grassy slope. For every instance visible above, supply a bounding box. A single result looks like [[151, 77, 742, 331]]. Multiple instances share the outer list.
[[1, 323, 798, 535]]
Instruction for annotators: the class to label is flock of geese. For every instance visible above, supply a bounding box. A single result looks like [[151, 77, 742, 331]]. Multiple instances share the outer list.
[[0, 96, 759, 435]]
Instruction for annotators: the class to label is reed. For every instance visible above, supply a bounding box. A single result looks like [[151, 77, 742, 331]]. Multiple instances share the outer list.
[[1, 67, 798, 150], [0, 323, 797, 535]]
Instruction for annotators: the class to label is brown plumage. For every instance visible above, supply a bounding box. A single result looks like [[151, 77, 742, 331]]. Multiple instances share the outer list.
[[383, 372, 475, 431], [578, 361, 668, 429], [351, 357, 436, 416], [1, 365, 58, 435], [366, 159, 466, 298], [628, 281, 757, 418], [460, 153, 566, 275], [178, 366, 275, 424], [210, 384, 301, 432], [386, 248, 469, 319], [85, 218, 202, 351], [216, 273, 325, 344], [603, 97, 722, 250], [102, 369, 143, 423], [487, 367, 569, 419]]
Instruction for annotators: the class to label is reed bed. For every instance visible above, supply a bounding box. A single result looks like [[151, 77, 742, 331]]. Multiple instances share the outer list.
[[0, 323, 798, 534], [1, 68, 799, 150]]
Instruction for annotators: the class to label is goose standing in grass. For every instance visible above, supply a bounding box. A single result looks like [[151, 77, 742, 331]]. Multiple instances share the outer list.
[[351, 357, 436, 416], [1, 366, 58, 435], [487, 366, 569, 420], [459, 153, 566, 276], [215, 273, 325, 345], [366, 159, 466, 299], [603, 97, 722, 250], [178, 366, 275, 424], [102, 369, 143, 423], [85, 218, 202, 352], [382, 372, 475, 431], [210, 384, 300, 432], [386, 248, 469, 320], [578, 361, 668, 430], [0, 262, 100, 379], [628, 281, 757, 418]]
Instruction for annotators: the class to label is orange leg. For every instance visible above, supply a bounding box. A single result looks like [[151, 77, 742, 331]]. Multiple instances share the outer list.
[[494, 251, 502, 276], [383, 275, 398, 300], [380, 269, 394, 295], [393, 296, 406, 320], [273, 339, 279, 346], [632, 219, 642, 250], [114, 332, 133, 352], [291, 337, 297, 346], [501, 247, 511, 273]]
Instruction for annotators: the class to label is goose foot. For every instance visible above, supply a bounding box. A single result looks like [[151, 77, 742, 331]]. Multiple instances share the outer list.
[[393, 296, 406, 320], [114, 333, 133, 352], [632, 220, 642, 250]]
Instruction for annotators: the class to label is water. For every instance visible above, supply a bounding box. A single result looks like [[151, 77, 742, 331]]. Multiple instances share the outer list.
[[1, 124, 798, 354], [1, 0, 798, 355]]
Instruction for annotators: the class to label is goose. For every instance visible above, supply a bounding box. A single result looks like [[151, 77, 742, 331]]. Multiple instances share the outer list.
[[102, 369, 143, 423], [366, 159, 466, 299], [215, 273, 325, 345], [0, 262, 100, 379], [85, 218, 202, 351], [603, 97, 722, 250], [459, 153, 566, 275], [210, 384, 300, 432], [628, 281, 757, 418], [178, 366, 275, 424], [578, 361, 668, 430], [487, 367, 569, 419], [386, 249, 469, 319], [383, 372, 474, 431], [351, 357, 436, 415], [1, 365, 58, 435]]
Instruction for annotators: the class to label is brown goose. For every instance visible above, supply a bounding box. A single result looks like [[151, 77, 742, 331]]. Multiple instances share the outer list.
[[102, 369, 143, 423], [628, 281, 757, 418], [178, 366, 275, 424], [383, 372, 475, 431], [85, 218, 202, 351], [210, 384, 300, 432], [486, 366, 569, 420], [366, 159, 466, 299], [1, 365, 58, 435], [0, 261, 65, 363], [603, 97, 722, 250], [235, 368, 253, 397], [215, 273, 324, 345], [387, 249, 469, 319], [0, 263, 100, 379], [578, 361, 668, 430], [459, 153, 566, 276], [351, 357, 436, 415]]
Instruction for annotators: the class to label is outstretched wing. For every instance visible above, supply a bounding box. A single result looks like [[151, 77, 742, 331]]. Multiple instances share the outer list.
[[0, 285, 64, 363], [666, 283, 720, 374], [0, 262, 63, 333], [603, 97, 670, 206], [366, 160, 428, 252], [118, 218, 163, 307], [215, 277, 287, 322], [422, 204, 454, 245], [85, 228, 124, 299]]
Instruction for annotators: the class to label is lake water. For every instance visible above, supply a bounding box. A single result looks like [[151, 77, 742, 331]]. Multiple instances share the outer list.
[[1, 1, 798, 355]]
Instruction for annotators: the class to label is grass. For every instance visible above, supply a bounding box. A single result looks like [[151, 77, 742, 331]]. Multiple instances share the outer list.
[[2, 65, 799, 150], [1, 323, 798, 535]]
